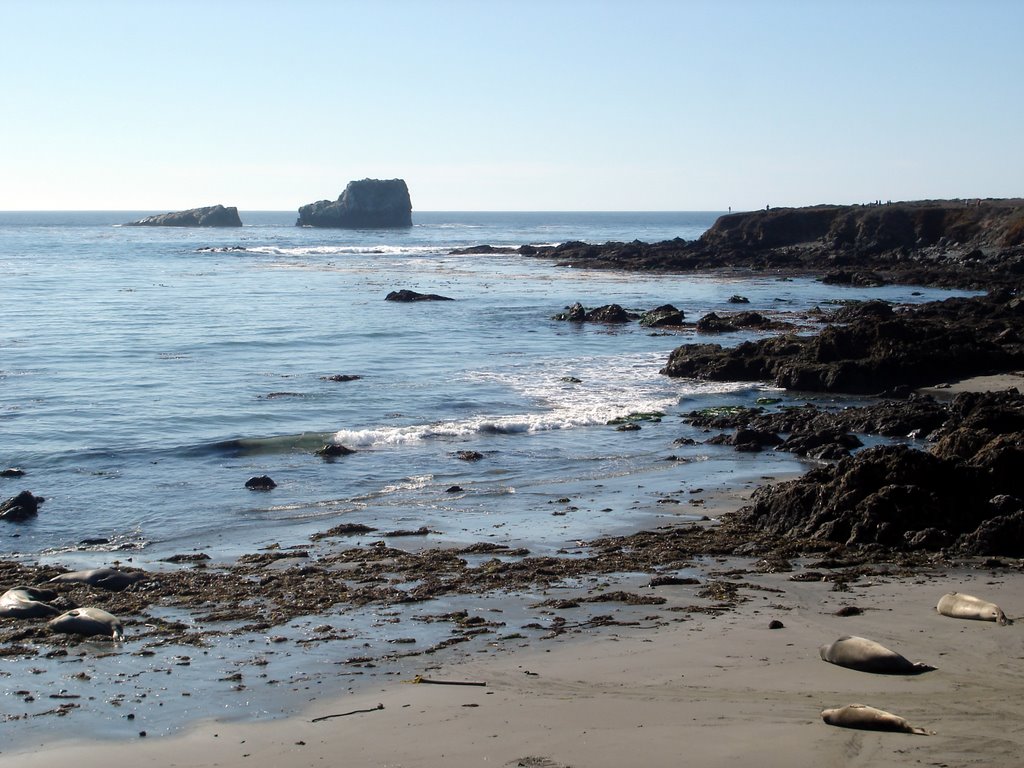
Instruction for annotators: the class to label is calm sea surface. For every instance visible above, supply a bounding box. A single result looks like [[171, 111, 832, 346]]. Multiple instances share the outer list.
[[0, 210, 976, 745]]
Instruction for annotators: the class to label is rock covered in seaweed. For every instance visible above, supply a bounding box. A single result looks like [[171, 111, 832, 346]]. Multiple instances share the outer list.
[[125, 205, 242, 227], [297, 179, 413, 228]]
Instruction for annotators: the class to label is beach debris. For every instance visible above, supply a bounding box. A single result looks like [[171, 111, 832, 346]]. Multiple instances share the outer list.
[[48, 607, 124, 641], [245, 475, 277, 491], [821, 703, 933, 735], [0, 587, 61, 618], [310, 703, 384, 722], [936, 592, 1011, 625], [834, 606, 864, 617], [0, 491, 44, 522], [49, 567, 148, 591], [819, 635, 935, 675], [407, 675, 486, 687]]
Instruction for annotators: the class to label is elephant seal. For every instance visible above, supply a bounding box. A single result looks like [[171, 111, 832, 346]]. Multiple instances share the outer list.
[[0, 586, 61, 618], [819, 635, 935, 675], [49, 567, 147, 592], [821, 704, 932, 735], [48, 607, 124, 640], [936, 592, 1010, 625]]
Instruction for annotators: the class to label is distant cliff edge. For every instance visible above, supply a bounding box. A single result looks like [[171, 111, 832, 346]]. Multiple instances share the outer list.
[[125, 205, 242, 227], [525, 199, 1024, 288], [297, 179, 413, 228]]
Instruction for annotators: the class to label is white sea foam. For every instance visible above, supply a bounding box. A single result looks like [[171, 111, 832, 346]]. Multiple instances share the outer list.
[[331, 352, 749, 449]]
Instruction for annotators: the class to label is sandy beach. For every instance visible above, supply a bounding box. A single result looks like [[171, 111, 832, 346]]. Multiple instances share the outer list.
[[5, 549, 1022, 768]]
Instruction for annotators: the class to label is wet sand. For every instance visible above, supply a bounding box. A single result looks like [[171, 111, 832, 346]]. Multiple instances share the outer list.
[[4, 554, 1022, 768]]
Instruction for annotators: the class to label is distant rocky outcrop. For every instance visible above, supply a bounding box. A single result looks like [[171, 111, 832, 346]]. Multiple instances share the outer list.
[[125, 205, 242, 227], [297, 179, 413, 228], [525, 199, 1024, 289]]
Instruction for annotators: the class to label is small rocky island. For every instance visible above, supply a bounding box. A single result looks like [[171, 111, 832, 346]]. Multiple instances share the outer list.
[[124, 205, 242, 227], [297, 178, 413, 228]]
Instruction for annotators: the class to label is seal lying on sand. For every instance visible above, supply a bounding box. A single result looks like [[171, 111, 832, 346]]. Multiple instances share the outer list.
[[936, 592, 1010, 625], [48, 607, 124, 640], [819, 635, 935, 674], [0, 586, 61, 618], [49, 567, 147, 592], [821, 704, 933, 735]]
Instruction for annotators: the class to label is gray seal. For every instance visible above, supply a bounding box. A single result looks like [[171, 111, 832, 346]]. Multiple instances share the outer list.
[[936, 592, 1010, 625], [48, 607, 124, 640], [49, 567, 147, 592], [0, 586, 61, 618], [821, 704, 932, 735], [819, 635, 935, 675]]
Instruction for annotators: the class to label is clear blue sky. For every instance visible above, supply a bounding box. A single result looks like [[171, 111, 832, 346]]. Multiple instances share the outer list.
[[2, 0, 1022, 211]]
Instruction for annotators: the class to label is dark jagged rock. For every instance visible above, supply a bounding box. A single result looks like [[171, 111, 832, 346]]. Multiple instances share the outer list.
[[695, 311, 794, 334], [524, 199, 1024, 289], [385, 289, 454, 302], [640, 304, 685, 327], [321, 374, 362, 382], [297, 179, 412, 228], [0, 491, 44, 521], [552, 302, 638, 322], [245, 475, 277, 491], [124, 205, 242, 227], [663, 291, 1024, 394], [734, 391, 1024, 556], [316, 443, 355, 457]]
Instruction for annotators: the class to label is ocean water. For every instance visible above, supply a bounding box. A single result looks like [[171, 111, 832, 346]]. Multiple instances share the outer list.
[[1, 211, 969, 564], [0, 210, 978, 745]]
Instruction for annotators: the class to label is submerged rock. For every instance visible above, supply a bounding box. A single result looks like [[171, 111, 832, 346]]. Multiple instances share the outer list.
[[297, 178, 412, 228], [124, 205, 242, 227], [245, 475, 277, 491], [385, 289, 454, 302]]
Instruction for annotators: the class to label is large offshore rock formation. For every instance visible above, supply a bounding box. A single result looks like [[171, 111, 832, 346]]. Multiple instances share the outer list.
[[125, 205, 242, 227], [297, 179, 413, 228]]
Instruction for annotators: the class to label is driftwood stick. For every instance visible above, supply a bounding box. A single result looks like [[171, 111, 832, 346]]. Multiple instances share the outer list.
[[409, 674, 487, 687], [310, 703, 384, 722]]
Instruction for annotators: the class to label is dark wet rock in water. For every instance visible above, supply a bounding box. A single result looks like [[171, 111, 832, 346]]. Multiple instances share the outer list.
[[1, 468, 26, 478], [296, 178, 412, 228], [552, 302, 638, 323], [695, 311, 792, 334], [316, 443, 356, 457], [78, 537, 110, 546], [245, 475, 277, 491], [728, 295, 751, 304], [321, 374, 362, 382], [456, 451, 484, 462], [0, 491, 44, 521], [446, 485, 464, 493], [640, 304, 685, 327], [616, 423, 642, 432], [124, 205, 242, 227], [385, 289, 454, 302]]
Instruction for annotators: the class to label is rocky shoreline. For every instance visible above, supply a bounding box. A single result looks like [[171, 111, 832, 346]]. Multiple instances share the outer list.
[[3, 199, 1024, 739]]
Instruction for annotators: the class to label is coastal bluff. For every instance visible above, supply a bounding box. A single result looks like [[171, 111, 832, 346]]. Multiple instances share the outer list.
[[124, 205, 242, 227], [528, 199, 1024, 288], [297, 178, 413, 228]]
